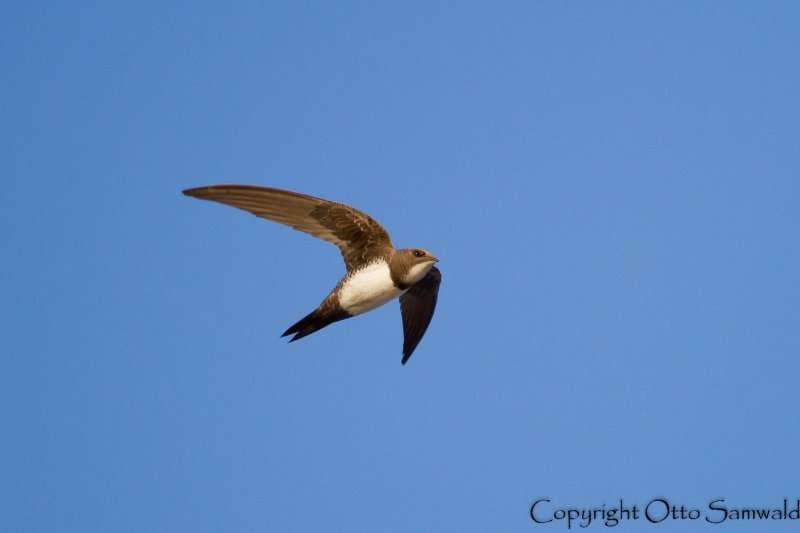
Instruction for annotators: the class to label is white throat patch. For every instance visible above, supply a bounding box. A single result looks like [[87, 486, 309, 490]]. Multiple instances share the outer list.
[[338, 260, 405, 316], [404, 261, 434, 285]]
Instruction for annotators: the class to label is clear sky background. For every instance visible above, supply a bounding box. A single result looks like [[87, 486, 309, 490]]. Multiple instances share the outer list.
[[2, 2, 799, 532]]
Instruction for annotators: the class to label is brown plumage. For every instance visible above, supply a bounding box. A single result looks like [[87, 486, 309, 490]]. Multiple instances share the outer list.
[[183, 185, 442, 364], [183, 185, 393, 272], [399, 267, 442, 364]]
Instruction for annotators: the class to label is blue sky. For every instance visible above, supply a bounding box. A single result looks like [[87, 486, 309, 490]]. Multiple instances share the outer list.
[[2, 2, 799, 531]]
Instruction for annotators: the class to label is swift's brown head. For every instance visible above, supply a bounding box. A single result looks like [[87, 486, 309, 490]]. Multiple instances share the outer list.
[[391, 248, 438, 286]]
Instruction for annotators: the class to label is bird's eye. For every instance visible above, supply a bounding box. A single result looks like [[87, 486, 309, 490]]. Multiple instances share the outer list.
[[413, 250, 424, 257]]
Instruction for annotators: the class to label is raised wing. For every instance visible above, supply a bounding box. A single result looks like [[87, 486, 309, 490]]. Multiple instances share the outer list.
[[183, 185, 394, 271], [399, 266, 442, 364]]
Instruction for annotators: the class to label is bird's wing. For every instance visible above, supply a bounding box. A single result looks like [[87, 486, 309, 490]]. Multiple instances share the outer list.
[[399, 266, 442, 364], [183, 185, 393, 271]]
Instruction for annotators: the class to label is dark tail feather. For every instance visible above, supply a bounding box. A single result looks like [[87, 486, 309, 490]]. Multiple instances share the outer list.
[[281, 310, 346, 342]]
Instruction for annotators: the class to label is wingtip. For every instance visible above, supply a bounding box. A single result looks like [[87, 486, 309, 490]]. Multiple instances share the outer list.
[[182, 186, 204, 197]]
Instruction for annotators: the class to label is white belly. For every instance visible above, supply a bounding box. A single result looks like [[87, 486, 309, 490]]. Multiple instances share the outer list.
[[338, 261, 405, 316]]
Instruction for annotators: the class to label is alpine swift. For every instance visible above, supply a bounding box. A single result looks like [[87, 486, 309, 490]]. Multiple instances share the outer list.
[[183, 185, 441, 364]]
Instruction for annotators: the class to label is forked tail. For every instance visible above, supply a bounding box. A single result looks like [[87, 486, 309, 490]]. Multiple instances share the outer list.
[[282, 309, 348, 342]]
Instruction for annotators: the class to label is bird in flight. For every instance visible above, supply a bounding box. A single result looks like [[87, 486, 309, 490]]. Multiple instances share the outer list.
[[183, 185, 441, 364]]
